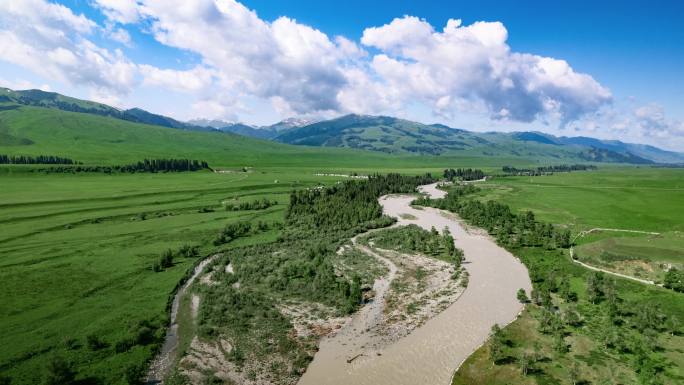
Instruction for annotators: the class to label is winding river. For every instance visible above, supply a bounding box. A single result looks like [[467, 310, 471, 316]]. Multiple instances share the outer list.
[[298, 183, 532, 385]]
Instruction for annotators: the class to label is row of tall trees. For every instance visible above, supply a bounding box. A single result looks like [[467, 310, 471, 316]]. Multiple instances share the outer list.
[[443, 168, 486, 181], [502, 164, 597, 176], [38, 158, 210, 173], [0, 154, 78, 164]]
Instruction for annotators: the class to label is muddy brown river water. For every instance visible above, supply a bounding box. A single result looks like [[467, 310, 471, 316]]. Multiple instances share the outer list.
[[297, 183, 532, 385]]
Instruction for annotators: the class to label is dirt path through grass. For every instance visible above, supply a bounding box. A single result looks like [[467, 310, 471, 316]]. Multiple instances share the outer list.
[[570, 228, 662, 286]]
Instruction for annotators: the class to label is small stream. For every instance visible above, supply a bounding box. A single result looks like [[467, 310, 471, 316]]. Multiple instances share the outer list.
[[146, 255, 219, 384]]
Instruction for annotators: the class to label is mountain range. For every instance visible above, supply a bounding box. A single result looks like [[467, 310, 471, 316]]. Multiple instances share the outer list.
[[1, 87, 683, 165], [188, 117, 316, 139]]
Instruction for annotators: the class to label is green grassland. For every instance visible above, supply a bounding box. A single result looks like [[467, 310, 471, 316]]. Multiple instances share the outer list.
[[0, 102, 528, 384], [2, 100, 682, 384], [473, 167, 684, 280], [0, 169, 330, 384], [451, 169, 684, 385], [454, 247, 684, 385], [575, 232, 684, 282], [475, 167, 684, 233]]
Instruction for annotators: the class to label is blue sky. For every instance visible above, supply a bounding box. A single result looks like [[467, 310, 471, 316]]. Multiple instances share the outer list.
[[0, 0, 682, 150]]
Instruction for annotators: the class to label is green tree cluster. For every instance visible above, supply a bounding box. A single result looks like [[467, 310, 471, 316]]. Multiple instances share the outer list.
[[415, 185, 571, 249], [0, 154, 77, 164], [443, 168, 485, 181]]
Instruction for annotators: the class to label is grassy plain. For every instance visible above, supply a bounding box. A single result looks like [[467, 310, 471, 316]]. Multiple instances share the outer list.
[[0, 169, 324, 384], [474, 167, 684, 280], [0, 103, 534, 384], [453, 168, 684, 385]]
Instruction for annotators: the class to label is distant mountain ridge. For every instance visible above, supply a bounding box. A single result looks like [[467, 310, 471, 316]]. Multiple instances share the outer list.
[[1, 87, 681, 164], [270, 114, 683, 164], [189, 117, 316, 139]]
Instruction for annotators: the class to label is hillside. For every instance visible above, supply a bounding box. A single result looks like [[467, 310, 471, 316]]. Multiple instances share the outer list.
[[0, 102, 530, 169], [0, 87, 206, 131], [1, 87, 679, 166], [273, 114, 671, 164], [0, 104, 401, 167]]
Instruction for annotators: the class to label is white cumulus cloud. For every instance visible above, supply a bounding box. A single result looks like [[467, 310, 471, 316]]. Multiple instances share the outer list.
[[1, 0, 656, 139], [360, 16, 612, 125], [0, 0, 138, 96]]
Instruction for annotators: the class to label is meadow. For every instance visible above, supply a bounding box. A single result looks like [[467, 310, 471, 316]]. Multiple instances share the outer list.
[[0, 168, 337, 384], [2, 114, 682, 385], [450, 168, 684, 384], [473, 167, 684, 282], [0, 103, 528, 384]]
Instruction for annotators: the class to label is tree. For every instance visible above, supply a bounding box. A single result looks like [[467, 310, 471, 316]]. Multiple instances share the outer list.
[[563, 304, 582, 327], [489, 324, 505, 363], [517, 350, 533, 375], [44, 356, 76, 385], [586, 272, 603, 304], [160, 249, 174, 268], [558, 275, 573, 302], [516, 288, 529, 303], [664, 268, 684, 292], [664, 316, 679, 336], [569, 362, 581, 385], [124, 363, 145, 385], [553, 333, 568, 354], [86, 334, 107, 350], [346, 275, 362, 313]]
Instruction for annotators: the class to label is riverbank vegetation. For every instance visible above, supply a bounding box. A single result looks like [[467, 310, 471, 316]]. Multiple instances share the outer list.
[[427, 184, 684, 384], [178, 174, 434, 384], [359, 224, 463, 267], [468, 168, 684, 286]]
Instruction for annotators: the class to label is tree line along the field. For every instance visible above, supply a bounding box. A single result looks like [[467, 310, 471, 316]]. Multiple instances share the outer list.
[[420, 185, 680, 384], [502, 164, 597, 176], [0, 154, 78, 164], [189, 173, 436, 384], [443, 168, 485, 181], [34, 158, 210, 173]]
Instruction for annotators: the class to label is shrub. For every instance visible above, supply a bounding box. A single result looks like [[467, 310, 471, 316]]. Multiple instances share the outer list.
[[44, 356, 76, 385], [86, 334, 107, 350], [124, 363, 145, 385]]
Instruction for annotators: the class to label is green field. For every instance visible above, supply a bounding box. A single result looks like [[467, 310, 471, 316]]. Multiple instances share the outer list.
[[450, 169, 684, 385], [575, 231, 684, 282], [2, 101, 683, 385], [473, 167, 684, 281], [0, 103, 516, 384], [0, 170, 312, 383]]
